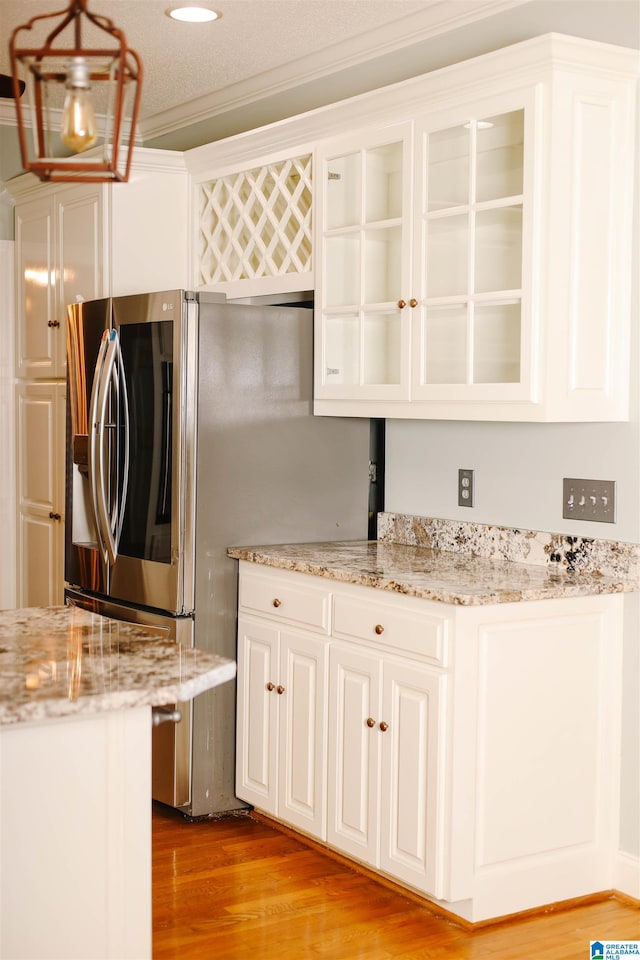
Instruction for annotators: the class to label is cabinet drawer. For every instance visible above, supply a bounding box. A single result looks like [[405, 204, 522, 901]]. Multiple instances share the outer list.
[[239, 570, 331, 634], [333, 593, 448, 665]]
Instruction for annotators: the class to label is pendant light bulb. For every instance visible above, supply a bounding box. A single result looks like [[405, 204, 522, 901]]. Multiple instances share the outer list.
[[61, 57, 98, 152]]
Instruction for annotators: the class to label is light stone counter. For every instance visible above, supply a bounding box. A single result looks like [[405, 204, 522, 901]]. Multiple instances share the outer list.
[[0, 605, 236, 726], [227, 539, 636, 605]]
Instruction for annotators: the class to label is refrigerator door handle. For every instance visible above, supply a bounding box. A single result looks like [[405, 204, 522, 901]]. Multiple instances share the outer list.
[[89, 331, 112, 564], [114, 336, 130, 556], [89, 329, 129, 566]]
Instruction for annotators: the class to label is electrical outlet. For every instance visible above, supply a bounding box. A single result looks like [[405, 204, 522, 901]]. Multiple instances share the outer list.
[[458, 469, 475, 507], [562, 478, 616, 523]]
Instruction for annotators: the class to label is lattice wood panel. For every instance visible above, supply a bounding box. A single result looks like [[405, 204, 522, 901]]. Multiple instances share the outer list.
[[198, 155, 312, 286]]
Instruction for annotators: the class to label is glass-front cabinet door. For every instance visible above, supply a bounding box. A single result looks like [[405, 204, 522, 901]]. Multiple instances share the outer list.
[[412, 98, 535, 404], [315, 124, 413, 402]]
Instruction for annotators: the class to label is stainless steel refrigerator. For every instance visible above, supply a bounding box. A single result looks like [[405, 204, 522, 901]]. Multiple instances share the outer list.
[[64, 289, 372, 817]]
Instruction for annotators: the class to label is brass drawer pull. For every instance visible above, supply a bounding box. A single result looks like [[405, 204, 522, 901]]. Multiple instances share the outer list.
[[272, 598, 282, 608], [374, 624, 384, 635], [397, 299, 406, 309], [366, 717, 376, 728], [409, 298, 418, 308], [276, 685, 285, 695], [266, 682, 275, 691], [379, 721, 389, 732]]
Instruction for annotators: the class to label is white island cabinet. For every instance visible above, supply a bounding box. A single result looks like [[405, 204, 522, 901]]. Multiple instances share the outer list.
[[232, 550, 626, 923], [0, 606, 235, 960]]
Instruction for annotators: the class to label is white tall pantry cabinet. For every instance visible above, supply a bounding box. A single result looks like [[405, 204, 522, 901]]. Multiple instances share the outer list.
[[8, 150, 188, 606]]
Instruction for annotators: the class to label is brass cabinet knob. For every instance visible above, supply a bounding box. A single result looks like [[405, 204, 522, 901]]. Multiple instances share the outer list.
[[276, 685, 285, 695], [374, 624, 384, 635], [272, 598, 281, 608], [379, 721, 389, 732], [49, 511, 61, 521], [47, 319, 60, 328], [366, 717, 376, 728], [266, 682, 275, 691], [409, 298, 418, 308], [397, 299, 406, 309]]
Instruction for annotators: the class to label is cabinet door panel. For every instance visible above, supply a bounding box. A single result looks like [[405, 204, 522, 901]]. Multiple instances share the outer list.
[[380, 661, 444, 897], [18, 514, 60, 608], [15, 199, 56, 378], [58, 187, 103, 378], [16, 382, 65, 607], [315, 124, 413, 403], [414, 99, 532, 407], [327, 644, 381, 865], [279, 631, 327, 839], [17, 388, 57, 510], [475, 615, 605, 866], [235, 618, 278, 814]]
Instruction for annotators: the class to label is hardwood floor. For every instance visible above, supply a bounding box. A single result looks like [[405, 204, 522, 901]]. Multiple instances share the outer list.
[[152, 803, 639, 959]]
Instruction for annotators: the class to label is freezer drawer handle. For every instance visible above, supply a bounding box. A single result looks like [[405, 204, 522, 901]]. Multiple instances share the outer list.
[[151, 707, 182, 727]]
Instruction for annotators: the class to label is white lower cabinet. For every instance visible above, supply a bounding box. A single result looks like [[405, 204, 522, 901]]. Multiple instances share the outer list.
[[236, 567, 331, 840], [235, 561, 624, 923], [236, 619, 327, 839], [328, 644, 444, 897]]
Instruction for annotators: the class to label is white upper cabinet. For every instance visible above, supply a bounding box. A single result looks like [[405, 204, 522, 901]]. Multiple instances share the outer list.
[[9, 149, 189, 380], [313, 36, 638, 421], [414, 100, 530, 407], [15, 185, 103, 379], [315, 125, 412, 402], [193, 153, 313, 299]]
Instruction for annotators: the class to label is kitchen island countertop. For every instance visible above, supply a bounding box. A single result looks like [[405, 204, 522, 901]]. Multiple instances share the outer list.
[[227, 539, 637, 605], [0, 605, 236, 726]]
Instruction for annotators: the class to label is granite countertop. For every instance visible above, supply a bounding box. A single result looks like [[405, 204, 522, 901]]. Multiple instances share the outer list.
[[227, 539, 635, 605], [0, 606, 236, 726]]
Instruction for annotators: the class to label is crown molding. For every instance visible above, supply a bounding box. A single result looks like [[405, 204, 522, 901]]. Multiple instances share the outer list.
[[184, 31, 639, 177], [139, 0, 527, 141]]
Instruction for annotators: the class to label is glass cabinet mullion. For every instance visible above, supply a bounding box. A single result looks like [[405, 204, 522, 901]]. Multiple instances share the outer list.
[[466, 302, 475, 386], [466, 195, 474, 385]]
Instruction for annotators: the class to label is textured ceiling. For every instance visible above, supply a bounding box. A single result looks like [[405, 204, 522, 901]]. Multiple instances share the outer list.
[[0, 1, 460, 121], [1, 0, 638, 155]]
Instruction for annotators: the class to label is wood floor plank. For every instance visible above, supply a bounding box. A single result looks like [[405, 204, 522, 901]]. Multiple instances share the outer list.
[[152, 804, 640, 959]]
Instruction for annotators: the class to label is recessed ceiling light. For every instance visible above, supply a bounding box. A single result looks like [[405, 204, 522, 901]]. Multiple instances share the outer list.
[[166, 5, 220, 23]]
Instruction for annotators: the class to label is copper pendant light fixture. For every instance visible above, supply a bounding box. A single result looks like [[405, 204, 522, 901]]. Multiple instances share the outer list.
[[9, 0, 143, 183]]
